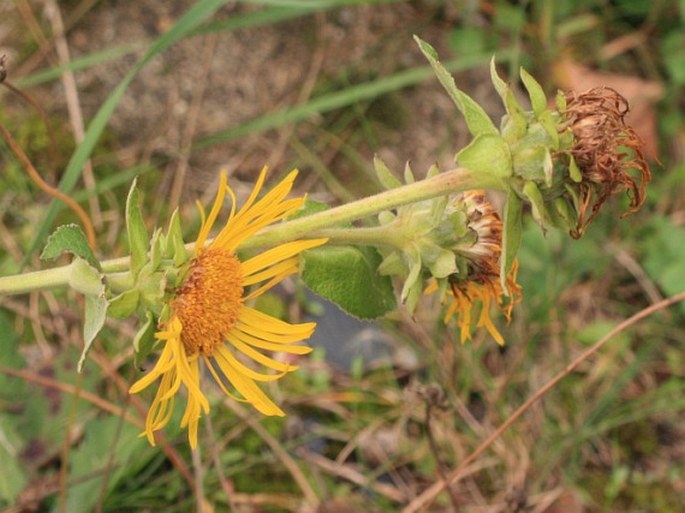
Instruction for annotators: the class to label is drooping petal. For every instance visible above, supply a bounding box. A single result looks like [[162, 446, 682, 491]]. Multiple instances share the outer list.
[[194, 172, 229, 253], [214, 343, 290, 381], [130, 167, 325, 449], [211, 351, 286, 416], [230, 327, 313, 354]]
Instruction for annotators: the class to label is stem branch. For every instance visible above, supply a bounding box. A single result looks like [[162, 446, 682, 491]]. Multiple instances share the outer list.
[[0, 167, 493, 295]]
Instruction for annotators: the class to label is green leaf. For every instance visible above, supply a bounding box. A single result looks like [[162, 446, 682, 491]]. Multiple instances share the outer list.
[[40, 224, 99, 270], [126, 178, 149, 277], [108, 289, 140, 319], [148, 228, 163, 271], [68, 257, 103, 296], [414, 36, 498, 137], [374, 155, 402, 189], [501, 189, 523, 291], [520, 66, 547, 116], [424, 244, 457, 279], [490, 58, 528, 138], [301, 245, 396, 319], [80, 292, 108, 373], [537, 110, 560, 150], [292, 197, 331, 220], [456, 133, 512, 178], [400, 248, 422, 303], [163, 209, 189, 267], [569, 154, 582, 182], [133, 311, 158, 368], [404, 274, 424, 315], [543, 147, 553, 188], [403, 162, 416, 184], [522, 181, 551, 229], [0, 419, 27, 504], [68, 258, 108, 372], [489, 57, 508, 99], [554, 197, 576, 230]]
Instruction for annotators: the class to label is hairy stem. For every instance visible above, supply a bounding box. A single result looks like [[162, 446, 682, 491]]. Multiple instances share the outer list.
[[0, 167, 497, 295]]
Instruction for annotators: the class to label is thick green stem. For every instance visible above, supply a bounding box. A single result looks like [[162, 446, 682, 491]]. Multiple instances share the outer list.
[[311, 224, 404, 248], [0, 167, 498, 296], [0, 263, 74, 296], [240, 167, 498, 249]]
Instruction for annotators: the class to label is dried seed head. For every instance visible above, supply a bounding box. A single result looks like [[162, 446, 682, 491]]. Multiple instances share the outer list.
[[564, 87, 651, 237], [460, 190, 502, 279]]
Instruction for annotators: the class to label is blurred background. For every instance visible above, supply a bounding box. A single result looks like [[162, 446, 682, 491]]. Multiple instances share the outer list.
[[1, 1, 684, 512]]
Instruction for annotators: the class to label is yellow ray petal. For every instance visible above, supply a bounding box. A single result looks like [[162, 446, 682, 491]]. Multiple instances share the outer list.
[[241, 257, 298, 287], [241, 239, 327, 278], [238, 307, 316, 340], [224, 335, 297, 372], [231, 327, 313, 354], [195, 171, 229, 253], [213, 353, 285, 416], [215, 344, 290, 381]]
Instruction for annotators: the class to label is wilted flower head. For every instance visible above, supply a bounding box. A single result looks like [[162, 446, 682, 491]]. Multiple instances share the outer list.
[[563, 87, 651, 237], [437, 190, 521, 345], [129, 168, 326, 448], [415, 37, 652, 245], [456, 190, 502, 276]]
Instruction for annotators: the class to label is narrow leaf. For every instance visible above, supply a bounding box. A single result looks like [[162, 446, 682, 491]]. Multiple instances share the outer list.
[[501, 189, 523, 292], [522, 181, 551, 229], [133, 311, 158, 368], [520, 66, 547, 116], [79, 292, 108, 372], [489, 57, 507, 99], [414, 36, 498, 137], [374, 155, 402, 189], [67, 257, 108, 372], [126, 178, 149, 277], [108, 289, 140, 319]]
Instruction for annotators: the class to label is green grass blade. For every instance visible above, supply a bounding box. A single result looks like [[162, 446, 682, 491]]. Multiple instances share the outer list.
[[195, 50, 513, 148], [25, 0, 230, 264], [14, 43, 144, 88]]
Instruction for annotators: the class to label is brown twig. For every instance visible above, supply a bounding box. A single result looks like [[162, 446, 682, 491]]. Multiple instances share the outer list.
[[0, 124, 96, 250], [0, 366, 141, 427], [402, 290, 685, 513], [46, 0, 103, 228], [1, 68, 60, 178]]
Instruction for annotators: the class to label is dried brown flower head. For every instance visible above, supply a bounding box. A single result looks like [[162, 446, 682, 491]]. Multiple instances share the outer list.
[[459, 190, 503, 279], [564, 87, 651, 238]]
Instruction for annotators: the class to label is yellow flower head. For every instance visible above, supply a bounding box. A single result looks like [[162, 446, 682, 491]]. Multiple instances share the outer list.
[[436, 190, 521, 345], [129, 167, 326, 448]]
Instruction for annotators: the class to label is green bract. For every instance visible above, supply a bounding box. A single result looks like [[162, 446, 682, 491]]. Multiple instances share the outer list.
[[108, 180, 189, 321], [413, 36, 601, 282], [41, 225, 107, 371], [371, 158, 481, 314]]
